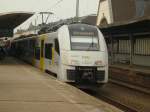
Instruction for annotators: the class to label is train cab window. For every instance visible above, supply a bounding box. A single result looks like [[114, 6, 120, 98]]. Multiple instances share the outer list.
[[45, 44, 53, 59], [68, 24, 99, 51], [54, 39, 60, 55], [35, 47, 40, 60]]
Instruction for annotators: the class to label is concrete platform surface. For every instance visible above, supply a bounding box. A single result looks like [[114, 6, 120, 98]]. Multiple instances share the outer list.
[[0, 57, 122, 112]]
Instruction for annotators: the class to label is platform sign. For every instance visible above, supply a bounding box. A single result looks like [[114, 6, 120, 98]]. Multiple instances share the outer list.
[[0, 29, 13, 37]]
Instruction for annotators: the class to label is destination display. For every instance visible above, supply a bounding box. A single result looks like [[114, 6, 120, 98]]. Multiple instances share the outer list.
[[72, 31, 95, 36], [69, 24, 98, 37]]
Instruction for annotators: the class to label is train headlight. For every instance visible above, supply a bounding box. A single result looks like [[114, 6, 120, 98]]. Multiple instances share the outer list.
[[95, 60, 103, 66], [70, 60, 79, 65]]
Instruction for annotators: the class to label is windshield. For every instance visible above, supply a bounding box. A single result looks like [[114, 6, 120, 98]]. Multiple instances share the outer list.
[[69, 24, 99, 51]]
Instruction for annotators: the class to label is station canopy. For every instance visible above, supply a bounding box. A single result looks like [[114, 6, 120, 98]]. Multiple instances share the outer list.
[[100, 16, 150, 36], [0, 12, 34, 37]]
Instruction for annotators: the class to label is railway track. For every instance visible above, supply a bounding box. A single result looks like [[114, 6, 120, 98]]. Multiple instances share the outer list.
[[109, 66, 150, 93], [109, 79, 150, 95], [96, 91, 138, 112], [81, 80, 150, 112], [82, 89, 138, 112]]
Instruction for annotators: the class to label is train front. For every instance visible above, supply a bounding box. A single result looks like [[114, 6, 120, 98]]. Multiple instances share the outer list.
[[58, 24, 108, 86]]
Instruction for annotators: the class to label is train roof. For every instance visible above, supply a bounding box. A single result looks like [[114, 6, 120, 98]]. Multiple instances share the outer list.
[[38, 22, 96, 35], [13, 23, 97, 42]]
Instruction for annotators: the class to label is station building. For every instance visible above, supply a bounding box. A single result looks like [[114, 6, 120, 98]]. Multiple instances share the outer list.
[[97, 0, 150, 67], [97, 0, 150, 25], [101, 18, 150, 67], [97, 0, 150, 89]]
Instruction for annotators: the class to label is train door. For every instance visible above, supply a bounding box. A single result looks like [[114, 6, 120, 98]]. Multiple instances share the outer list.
[[44, 36, 60, 75], [40, 36, 44, 71], [44, 42, 53, 72], [34, 38, 40, 68], [53, 38, 60, 74]]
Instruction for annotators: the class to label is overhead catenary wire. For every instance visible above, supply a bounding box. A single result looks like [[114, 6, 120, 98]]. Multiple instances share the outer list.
[[46, 0, 64, 11], [45, 0, 64, 23]]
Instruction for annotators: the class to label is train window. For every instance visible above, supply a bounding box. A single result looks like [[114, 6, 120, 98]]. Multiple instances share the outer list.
[[54, 39, 60, 55], [29, 39, 35, 49], [35, 47, 40, 60], [45, 44, 53, 59], [70, 37, 99, 51]]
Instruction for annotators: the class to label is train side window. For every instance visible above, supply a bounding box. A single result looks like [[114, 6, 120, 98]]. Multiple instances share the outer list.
[[35, 47, 40, 60], [30, 39, 36, 49], [54, 39, 60, 55], [45, 44, 53, 59]]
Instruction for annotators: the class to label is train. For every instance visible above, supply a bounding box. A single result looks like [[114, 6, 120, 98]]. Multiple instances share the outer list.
[[11, 23, 108, 87]]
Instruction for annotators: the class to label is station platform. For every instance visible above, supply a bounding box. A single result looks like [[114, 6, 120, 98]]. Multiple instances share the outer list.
[[0, 57, 122, 112]]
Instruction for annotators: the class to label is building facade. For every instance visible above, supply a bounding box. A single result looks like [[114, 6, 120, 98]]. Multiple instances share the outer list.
[[97, 0, 150, 26], [97, 0, 150, 67]]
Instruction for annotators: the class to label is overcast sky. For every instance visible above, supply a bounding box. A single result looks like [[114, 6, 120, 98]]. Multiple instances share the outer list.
[[0, 0, 99, 29]]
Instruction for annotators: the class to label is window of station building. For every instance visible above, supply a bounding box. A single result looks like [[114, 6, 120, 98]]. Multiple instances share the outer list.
[[54, 39, 60, 55], [118, 40, 131, 54], [35, 47, 40, 60], [136, 0, 147, 17], [45, 44, 53, 59], [134, 38, 150, 56]]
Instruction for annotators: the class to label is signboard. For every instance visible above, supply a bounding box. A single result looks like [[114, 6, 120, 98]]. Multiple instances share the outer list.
[[0, 29, 13, 37]]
